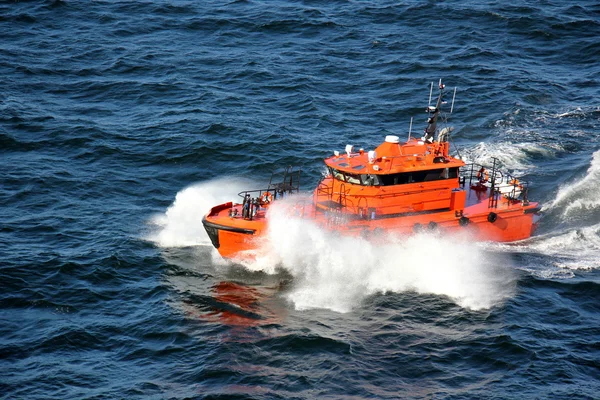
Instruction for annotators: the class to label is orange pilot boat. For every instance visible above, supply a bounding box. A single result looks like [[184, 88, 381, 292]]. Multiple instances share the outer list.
[[202, 81, 541, 259]]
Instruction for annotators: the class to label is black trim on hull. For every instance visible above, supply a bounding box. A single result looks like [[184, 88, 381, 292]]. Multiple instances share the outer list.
[[201, 217, 256, 249], [202, 218, 256, 234], [524, 207, 542, 214]]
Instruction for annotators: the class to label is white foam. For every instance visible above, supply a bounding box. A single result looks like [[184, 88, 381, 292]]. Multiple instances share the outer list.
[[543, 150, 600, 217], [462, 140, 559, 175], [148, 178, 253, 247], [487, 220, 600, 280], [554, 107, 588, 119], [239, 199, 517, 312], [518, 226, 600, 271]]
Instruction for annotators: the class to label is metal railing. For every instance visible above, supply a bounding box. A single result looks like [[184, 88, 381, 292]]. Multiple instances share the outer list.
[[460, 159, 530, 207]]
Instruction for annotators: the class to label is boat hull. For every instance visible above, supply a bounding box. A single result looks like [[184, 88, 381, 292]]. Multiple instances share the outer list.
[[202, 217, 260, 258], [202, 200, 540, 259]]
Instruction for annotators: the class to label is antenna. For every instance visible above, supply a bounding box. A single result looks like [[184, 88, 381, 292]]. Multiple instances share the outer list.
[[427, 82, 433, 107], [408, 117, 413, 141], [450, 87, 457, 113]]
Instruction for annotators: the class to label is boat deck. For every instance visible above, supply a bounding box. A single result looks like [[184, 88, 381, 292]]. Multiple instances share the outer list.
[[464, 185, 524, 215]]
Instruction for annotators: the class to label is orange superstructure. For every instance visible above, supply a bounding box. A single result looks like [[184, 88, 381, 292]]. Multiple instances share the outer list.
[[202, 81, 541, 259]]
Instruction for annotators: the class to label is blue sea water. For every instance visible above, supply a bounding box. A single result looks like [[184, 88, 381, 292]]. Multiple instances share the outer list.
[[2, 0, 600, 398]]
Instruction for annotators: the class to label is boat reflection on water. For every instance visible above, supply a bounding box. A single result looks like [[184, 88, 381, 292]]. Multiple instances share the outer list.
[[162, 249, 288, 327], [183, 280, 284, 327]]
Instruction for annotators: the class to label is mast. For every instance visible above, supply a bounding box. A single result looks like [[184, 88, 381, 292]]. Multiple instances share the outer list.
[[423, 80, 445, 142]]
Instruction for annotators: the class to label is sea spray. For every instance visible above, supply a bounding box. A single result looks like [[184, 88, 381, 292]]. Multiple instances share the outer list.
[[257, 199, 517, 311], [461, 140, 557, 175], [494, 223, 600, 274], [148, 178, 254, 247], [525, 225, 600, 271], [152, 186, 517, 311]]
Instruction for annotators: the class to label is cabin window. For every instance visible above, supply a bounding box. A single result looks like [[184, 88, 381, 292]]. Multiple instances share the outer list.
[[360, 174, 381, 186], [378, 168, 458, 186], [345, 173, 361, 185], [329, 168, 360, 184], [330, 167, 346, 181], [329, 167, 456, 186]]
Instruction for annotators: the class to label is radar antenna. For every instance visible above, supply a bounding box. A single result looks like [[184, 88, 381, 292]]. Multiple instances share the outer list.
[[423, 80, 445, 142]]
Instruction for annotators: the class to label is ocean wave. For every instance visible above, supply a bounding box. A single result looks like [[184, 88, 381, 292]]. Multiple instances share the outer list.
[[543, 150, 600, 219]]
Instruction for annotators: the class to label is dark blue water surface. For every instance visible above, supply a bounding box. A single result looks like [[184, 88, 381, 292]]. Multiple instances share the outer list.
[[2, 1, 600, 398]]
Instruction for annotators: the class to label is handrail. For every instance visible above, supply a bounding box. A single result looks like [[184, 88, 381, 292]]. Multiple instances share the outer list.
[[461, 161, 529, 189], [237, 188, 274, 199]]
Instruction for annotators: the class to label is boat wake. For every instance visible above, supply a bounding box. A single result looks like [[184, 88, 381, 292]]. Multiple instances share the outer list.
[[523, 226, 600, 272], [461, 140, 559, 175], [493, 149, 600, 277], [542, 149, 600, 220]]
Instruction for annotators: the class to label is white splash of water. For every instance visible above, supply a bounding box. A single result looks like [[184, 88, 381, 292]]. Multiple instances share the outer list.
[[461, 140, 559, 174], [528, 228, 600, 271], [148, 178, 252, 247], [497, 224, 600, 274], [511, 151, 600, 275], [543, 150, 600, 217], [240, 199, 516, 312]]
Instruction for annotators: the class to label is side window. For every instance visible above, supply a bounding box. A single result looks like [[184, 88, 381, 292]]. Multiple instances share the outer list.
[[331, 168, 346, 182], [345, 173, 361, 185], [379, 174, 395, 186], [421, 168, 458, 182], [331, 168, 458, 187], [376, 169, 458, 186], [360, 174, 381, 186]]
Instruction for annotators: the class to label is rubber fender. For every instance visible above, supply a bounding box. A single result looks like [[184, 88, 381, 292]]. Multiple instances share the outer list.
[[487, 212, 498, 223], [413, 223, 423, 233], [428, 221, 438, 230], [459, 216, 470, 226]]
